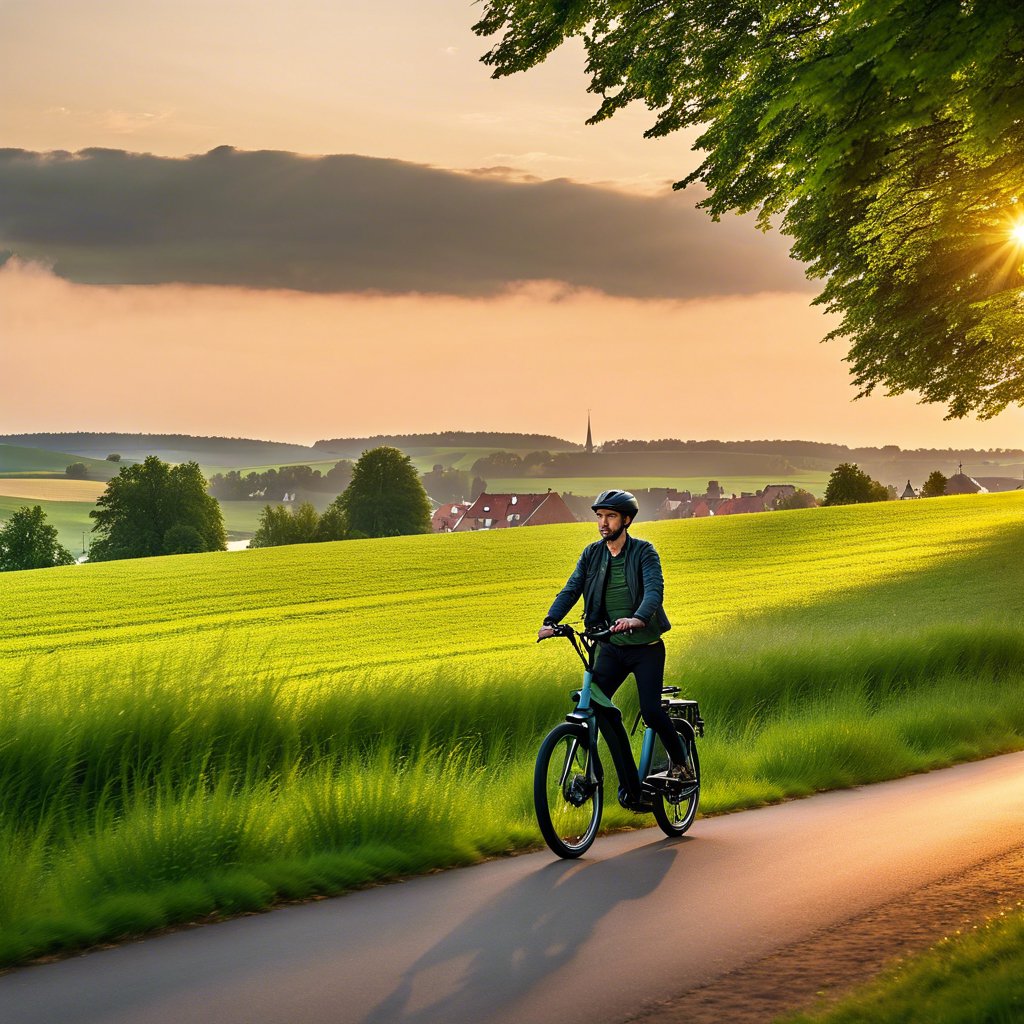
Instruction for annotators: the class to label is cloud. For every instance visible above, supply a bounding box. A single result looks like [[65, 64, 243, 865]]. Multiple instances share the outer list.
[[0, 146, 813, 299]]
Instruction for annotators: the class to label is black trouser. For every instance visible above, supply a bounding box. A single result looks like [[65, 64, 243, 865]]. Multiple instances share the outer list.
[[591, 640, 688, 796]]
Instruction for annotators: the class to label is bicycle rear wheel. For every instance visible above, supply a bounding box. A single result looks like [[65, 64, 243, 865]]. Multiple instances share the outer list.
[[650, 729, 700, 838], [534, 722, 603, 858]]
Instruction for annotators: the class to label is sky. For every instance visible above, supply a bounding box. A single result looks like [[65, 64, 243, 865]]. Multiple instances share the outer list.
[[2, 0, 1022, 450]]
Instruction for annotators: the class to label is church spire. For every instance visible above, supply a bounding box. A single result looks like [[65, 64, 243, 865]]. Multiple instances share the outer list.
[[585, 411, 593, 455]]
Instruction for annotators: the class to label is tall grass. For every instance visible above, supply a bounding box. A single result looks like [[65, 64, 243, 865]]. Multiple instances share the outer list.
[[2, 494, 1023, 964], [3, 625, 1024, 966]]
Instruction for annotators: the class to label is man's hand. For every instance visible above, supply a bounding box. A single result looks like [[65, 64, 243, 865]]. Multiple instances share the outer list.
[[610, 617, 645, 633], [537, 625, 556, 640]]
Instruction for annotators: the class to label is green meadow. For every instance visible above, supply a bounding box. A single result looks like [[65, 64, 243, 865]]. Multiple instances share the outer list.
[[0, 444, 122, 480], [1, 493, 1023, 965]]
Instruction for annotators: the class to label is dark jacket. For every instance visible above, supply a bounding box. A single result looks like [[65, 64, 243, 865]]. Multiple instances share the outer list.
[[545, 533, 671, 634]]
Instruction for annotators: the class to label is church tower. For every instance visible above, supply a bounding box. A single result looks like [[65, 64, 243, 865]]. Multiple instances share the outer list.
[[585, 411, 594, 455]]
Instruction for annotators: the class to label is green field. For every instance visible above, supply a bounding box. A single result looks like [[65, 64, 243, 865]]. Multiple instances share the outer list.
[[0, 443, 123, 480], [1, 493, 1023, 965]]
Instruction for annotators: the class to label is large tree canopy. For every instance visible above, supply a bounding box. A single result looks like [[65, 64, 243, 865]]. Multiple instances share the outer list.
[[475, 1, 1024, 418], [0, 505, 75, 571], [340, 447, 433, 539], [89, 456, 226, 561]]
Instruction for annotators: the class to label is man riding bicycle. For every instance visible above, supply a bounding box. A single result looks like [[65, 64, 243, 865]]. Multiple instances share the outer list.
[[537, 489, 695, 811]]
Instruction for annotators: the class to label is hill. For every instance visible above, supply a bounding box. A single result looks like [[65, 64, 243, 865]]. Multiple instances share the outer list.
[[1, 492, 1022, 963], [0, 443, 124, 480], [0, 433, 321, 468], [313, 431, 580, 456]]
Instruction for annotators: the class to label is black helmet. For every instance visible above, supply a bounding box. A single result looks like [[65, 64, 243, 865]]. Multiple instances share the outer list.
[[591, 489, 639, 520]]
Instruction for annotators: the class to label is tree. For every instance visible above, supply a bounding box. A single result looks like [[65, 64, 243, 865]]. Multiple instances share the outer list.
[[921, 471, 949, 498], [250, 501, 349, 548], [106, 453, 121, 462], [65, 462, 88, 479], [0, 505, 75, 571], [475, 4, 1024, 419], [89, 456, 226, 561], [339, 447, 432, 538], [421, 464, 474, 504], [823, 463, 889, 507], [775, 488, 818, 511]]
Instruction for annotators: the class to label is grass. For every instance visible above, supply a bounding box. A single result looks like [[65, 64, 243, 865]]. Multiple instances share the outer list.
[[0, 493, 1022, 966], [780, 906, 1024, 1023], [0, 443, 122, 479]]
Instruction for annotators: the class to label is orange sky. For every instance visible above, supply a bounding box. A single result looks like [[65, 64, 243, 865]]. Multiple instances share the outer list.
[[1, 1, 1021, 449]]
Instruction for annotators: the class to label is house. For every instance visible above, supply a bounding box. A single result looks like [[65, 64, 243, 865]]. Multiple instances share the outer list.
[[451, 491, 577, 531], [944, 466, 988, 495], [900, 480, 918, 499], [432, 502, 473, 533], [759, 484, 797, 507]]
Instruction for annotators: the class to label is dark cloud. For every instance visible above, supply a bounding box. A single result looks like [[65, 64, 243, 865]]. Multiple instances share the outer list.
[[0, 147, 812, 298]]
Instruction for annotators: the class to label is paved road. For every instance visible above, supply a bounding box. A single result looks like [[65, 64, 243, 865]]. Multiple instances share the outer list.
[[4, 751, 1023, 1024]]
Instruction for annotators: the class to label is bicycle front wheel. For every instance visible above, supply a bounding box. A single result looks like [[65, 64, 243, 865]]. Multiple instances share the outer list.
[[534, 722, 603, 858], [652, 739, 700, 838]]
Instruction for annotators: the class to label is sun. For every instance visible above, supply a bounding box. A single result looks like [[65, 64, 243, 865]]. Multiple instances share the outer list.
[[1012, 221, 1024, 246]]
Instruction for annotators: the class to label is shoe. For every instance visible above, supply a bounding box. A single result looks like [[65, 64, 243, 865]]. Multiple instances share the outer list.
[[618, 787, 653, 813], [666, 761, 697, 784]]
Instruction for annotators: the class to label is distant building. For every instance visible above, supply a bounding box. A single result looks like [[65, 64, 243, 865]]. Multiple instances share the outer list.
[[451, 491, 577, 531], [585, 412, 594, 455], [900, 480, 918, 499], [945, 463, 988, 495], [432, 502, 473, 533], [653, 482, 799, 520]]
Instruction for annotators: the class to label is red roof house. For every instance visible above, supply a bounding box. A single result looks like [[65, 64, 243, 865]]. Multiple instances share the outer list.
[[451, 492, 577, 531], [432, 502, 473, 533]]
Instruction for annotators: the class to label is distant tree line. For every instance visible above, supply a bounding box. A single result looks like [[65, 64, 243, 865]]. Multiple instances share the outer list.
[[207, 461, 353, 500], [313, 431, 579, 452], [600, 438, 1024, 460], [0, 432, 319, 457]]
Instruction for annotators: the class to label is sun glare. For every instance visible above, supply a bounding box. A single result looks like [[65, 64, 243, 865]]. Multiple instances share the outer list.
[[1011, 222, 1024, 246]]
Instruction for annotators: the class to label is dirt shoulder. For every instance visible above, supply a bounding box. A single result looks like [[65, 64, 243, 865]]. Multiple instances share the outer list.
[[626, 842, 1024, 1024]]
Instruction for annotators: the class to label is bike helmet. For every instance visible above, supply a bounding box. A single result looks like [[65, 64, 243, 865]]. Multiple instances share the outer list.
[[591, 489, 639, 520]]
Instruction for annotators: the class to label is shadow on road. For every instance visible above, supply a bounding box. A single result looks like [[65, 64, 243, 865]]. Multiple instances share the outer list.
[[363, 839, 684, 1024]]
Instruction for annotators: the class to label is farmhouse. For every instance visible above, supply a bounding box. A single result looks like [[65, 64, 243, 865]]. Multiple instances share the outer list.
[[451, 491, 576, 531], [431, 502, 473, 533]]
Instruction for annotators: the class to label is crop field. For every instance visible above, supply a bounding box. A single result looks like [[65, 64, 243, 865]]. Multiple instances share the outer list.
[[0, 478, 107, 502], [1, 492, 1023, 965]]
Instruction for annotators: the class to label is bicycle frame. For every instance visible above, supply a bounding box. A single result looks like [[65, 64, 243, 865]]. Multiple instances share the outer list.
[[544, 623, 702, 797]]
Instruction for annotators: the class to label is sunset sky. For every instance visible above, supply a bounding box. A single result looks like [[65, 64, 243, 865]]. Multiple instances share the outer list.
[[2, 0, 1023, 449]]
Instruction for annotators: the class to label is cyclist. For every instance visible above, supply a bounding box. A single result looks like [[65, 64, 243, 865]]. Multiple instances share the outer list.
[[537, 489, 695, 810]]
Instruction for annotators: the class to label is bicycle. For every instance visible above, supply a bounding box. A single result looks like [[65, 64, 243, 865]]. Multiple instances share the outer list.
[[535, 623, 704, 858]]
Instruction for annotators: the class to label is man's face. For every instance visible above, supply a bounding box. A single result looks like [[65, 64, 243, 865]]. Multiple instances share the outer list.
[[596, 509, 625, 538]]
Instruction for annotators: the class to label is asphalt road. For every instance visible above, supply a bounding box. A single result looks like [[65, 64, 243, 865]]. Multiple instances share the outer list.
[[4, 751, 1023, 1024]]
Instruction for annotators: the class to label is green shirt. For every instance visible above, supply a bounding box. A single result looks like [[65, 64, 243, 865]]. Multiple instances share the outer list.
[[603, 551, 662, 645]]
